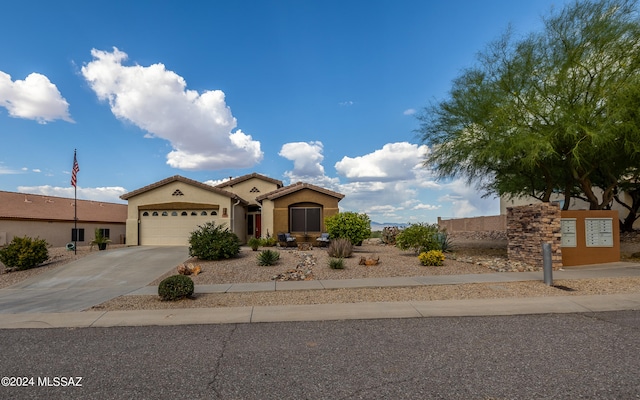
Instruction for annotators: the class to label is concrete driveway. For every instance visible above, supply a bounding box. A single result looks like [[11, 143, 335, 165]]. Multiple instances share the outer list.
[[0, 246, 188, 314]]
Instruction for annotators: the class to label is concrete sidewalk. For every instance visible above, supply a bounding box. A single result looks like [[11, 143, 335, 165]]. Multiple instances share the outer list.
[[0, 261, 639, 329]]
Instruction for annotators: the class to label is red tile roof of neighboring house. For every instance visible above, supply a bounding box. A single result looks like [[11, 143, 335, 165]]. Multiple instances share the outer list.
[[215, 172, 283, 189], [120, 175, 249, 205], [256, 182, 345, 202], [0, 191, 127, 223]]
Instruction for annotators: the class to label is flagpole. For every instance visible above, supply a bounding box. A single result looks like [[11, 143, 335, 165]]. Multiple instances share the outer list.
[[73, 149, 78, 255]]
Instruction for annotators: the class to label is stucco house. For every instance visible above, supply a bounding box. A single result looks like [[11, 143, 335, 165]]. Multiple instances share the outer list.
[[0, 191, 127, 247], [120, 173, 345, 246]]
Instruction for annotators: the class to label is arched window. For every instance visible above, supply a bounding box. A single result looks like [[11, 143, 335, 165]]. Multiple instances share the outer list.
[[152, 212, 159, 216], [171, 211, 178, 216], [210, 211, 217, 216], [201, 211, 207, 216], [181, 211, 188, 216], [162, 211, 168, 216], [142, 211, 149, 217], [191, 211, 197, 216]]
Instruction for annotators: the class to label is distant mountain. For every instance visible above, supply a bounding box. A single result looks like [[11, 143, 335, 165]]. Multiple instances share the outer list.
[[370, 221, 408, 231]]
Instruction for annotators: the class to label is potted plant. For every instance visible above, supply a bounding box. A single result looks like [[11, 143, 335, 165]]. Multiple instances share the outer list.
[[248, 237, 261, 251], [91, 228, 111, 250]]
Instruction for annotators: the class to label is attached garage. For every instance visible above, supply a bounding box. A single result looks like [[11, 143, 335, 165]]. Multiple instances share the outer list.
[[120, 176, 247, 246], [139, 206, 220, 246]]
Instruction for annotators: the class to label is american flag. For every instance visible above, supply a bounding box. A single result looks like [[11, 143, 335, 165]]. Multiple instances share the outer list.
[[71, 151, 80, 187]]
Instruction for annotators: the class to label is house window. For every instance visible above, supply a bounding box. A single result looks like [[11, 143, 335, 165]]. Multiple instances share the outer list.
[[98, 228, 110, 239], [142, 211, 149, 217], [290, 207, 321, 233], [162, 211, 168, 216], [71, 228, 85, 242], [210, 211, 217, 215], [171, 211, 178, 216], [152, 212, 159, 216], [181, 211, 188, 216], [201, 211, 207, 216]]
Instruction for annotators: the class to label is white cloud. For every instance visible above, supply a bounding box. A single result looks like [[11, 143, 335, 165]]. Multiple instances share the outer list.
[[17, 185, 127, 204], [413, 203, 441, 211], [437, 179, 500, 218], [81, 47, 263, 170], [403, 108, 416, 115], [335, 142, 429, 182], [339, 101, 354, 106], [0, 71, 73, 124], [279, 141, 326, 181]]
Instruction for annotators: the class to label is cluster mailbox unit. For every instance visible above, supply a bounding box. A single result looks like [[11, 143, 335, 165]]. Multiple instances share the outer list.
[[560, 210, 619, 266]]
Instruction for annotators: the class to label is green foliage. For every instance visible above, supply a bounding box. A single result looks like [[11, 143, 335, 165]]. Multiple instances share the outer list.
[[418, 250, 445, 266], [326, 238, 353, 258], [259, 237, 278, 247], [395, 223, 442, 254], [0, 236, 49, 271], [248, 237, 261, 251], [369, 231, 383, 239], [324, 212, 371, 245], [257, 249, 280, 266], [328, 258, 345, 269], [435, 231, 453, 253], [158, 275, 194, 301], [417, 0, 640, 210], [188, 222, 240, 260]]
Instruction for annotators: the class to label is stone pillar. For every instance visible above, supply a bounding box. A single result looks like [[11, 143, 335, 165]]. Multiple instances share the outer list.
[[507, 203, 563, 270]]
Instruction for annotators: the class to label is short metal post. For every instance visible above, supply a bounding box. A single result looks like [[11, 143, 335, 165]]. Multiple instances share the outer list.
[[542, 243, 553, 286]]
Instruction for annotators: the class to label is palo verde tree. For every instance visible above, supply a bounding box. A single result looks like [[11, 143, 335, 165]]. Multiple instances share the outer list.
[[418, 0, 640, 217]]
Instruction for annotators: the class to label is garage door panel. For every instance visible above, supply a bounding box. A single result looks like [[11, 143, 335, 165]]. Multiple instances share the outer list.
[[140, 212, 218, 246]]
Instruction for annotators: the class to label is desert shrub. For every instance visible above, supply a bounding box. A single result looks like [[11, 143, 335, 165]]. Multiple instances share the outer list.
[[382, 226, 401, 245], [257, 249, 280, 266], [435, 231, 453, 253], [188, 222, 240, 260], [158, 275, 194, 301], [324, 212, 371, 245], [395, 223, 443, 254], [328, 258, 345, 269], [0, 236, 49, 271], [260, 237, 278, 247], [327, 238, 353, 258], [248, 237, 261, 251], [418, 250, 445, 266]]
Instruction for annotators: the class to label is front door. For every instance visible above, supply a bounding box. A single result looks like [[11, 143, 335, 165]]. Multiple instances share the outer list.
[[255, 214, 261, 238]]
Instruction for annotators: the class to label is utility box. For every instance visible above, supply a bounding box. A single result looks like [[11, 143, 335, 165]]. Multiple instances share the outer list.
[[560, 210, 620, 266]]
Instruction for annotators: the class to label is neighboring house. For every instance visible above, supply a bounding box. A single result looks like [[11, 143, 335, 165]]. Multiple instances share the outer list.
[[120, 173, 345, 246], [0, 191, 127, 247]]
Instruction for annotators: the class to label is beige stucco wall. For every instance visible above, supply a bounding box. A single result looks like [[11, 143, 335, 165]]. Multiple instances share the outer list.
[[125, 181, 238, 246], [260, 200, 275, 239], [270, 189, 341, 242], [0, 220, 126, 248], [223, 179, 280, 206]]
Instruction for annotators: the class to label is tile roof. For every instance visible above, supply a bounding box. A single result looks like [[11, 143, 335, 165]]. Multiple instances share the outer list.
[[256, 182, 345, 202], [120, 175, 249, 205], [0, 191, 127, 223], [215, 172, 283, 189]]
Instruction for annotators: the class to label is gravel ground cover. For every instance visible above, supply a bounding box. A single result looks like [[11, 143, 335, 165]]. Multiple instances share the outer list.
[[2, 233, 640, 311]]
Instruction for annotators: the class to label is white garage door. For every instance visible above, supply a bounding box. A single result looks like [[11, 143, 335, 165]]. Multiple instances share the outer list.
[[140, 210, 219, 246]]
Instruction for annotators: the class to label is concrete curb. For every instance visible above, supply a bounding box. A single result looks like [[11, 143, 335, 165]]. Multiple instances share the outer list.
[[1, 293, 639, 329]]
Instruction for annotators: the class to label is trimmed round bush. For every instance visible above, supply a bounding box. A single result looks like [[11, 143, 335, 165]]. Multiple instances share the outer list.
[[418, 250, 445, 266], [158, 275, 194, 301], [0, 236, 49, 271], [324, 212, 371, 245]]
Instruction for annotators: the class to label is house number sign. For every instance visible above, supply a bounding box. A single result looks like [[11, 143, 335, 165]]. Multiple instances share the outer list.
[[585, 218, 613, 247]]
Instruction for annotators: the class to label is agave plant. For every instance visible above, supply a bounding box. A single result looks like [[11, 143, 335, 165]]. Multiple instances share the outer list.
[[257, 249, 280, 266]]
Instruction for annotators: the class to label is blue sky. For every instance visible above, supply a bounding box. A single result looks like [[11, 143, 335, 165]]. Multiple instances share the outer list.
[[0, 0, 570, 224]]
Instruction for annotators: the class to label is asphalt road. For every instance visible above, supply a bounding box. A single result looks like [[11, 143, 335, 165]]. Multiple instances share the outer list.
[[1, 311, 639, 399]]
